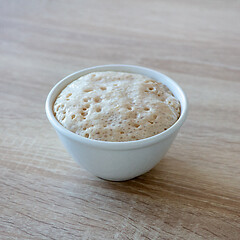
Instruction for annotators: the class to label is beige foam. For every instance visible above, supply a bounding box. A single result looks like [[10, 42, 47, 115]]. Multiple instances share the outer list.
[[53, 71, 181, 142]]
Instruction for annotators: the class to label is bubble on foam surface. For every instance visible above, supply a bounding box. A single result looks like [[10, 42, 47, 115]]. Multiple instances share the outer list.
[[53, 71, 181, 142]]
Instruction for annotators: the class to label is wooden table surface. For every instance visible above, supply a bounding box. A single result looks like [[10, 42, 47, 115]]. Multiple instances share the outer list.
[[1, 0, 240, 239]]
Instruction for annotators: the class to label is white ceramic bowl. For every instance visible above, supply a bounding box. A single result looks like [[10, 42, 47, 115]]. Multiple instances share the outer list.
[[45, 65, 188, 181]]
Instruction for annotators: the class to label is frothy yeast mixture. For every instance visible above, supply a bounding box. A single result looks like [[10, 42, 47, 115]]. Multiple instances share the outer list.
[[54, 71, 181, 142]]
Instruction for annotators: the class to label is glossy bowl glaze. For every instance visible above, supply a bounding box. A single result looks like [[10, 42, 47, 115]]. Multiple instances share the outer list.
[[45, 65, 188, 181]]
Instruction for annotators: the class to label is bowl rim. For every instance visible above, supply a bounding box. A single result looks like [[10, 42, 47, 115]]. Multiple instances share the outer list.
[[45, 64, 188, 150]]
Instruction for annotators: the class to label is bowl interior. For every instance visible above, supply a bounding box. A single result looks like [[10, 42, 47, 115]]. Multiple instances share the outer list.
[[45, 65, 188, 149]]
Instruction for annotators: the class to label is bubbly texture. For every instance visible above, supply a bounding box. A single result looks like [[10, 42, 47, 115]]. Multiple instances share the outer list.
[[54, 71, 181, 142]]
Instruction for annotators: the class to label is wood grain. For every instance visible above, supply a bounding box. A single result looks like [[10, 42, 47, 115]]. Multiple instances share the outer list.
[[0, 0, 240, 239]]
